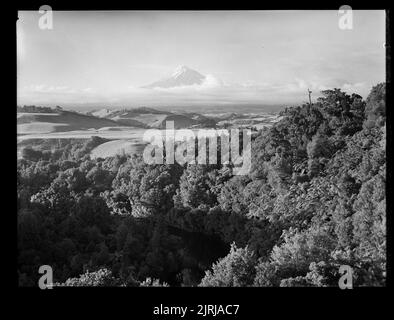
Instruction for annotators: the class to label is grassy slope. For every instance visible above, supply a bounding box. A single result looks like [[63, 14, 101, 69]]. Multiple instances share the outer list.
[[17, 111, 123, 134]]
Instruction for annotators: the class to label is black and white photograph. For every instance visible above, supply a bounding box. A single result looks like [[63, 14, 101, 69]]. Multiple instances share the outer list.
[[17, 8, 387, 291]]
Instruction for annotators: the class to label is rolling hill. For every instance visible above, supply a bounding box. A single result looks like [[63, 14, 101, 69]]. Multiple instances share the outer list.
[[89, 107, 217, 129], [17, 110, 124, 135]]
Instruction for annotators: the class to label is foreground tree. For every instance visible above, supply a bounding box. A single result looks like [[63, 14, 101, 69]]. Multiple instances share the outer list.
[[199, 243, 256, 287]]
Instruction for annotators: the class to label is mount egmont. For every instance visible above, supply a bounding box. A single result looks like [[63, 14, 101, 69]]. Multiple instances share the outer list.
[[143, 66, 206, 89]]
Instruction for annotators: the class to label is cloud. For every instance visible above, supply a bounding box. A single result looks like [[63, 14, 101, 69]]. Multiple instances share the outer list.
[[19, 77, 374, 107], [82, 87, 94, 93], [23, 85, 77, 94], [200, 74, 222, 89], [122, 76, 372, 106], [18, 84, 106, 105], [21, 85, 100, 95], [139, 74, 223, 94]]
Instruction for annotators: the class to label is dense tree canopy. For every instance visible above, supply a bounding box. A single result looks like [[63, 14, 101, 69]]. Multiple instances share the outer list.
[[18, 84, 386, 287]]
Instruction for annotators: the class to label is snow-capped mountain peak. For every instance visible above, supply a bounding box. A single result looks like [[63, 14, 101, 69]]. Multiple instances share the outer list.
[[143, 66, 206, 89], [171, 65, 192, 78]]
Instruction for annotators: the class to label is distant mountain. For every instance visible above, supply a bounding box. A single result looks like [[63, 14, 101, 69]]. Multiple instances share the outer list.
[[143, 65, 206, 89]]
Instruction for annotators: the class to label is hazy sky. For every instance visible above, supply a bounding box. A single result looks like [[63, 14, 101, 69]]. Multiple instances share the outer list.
[[17, 10, 386, 108]]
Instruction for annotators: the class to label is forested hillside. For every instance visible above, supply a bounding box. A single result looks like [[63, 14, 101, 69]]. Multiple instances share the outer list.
[[17, 83, 386, 287]]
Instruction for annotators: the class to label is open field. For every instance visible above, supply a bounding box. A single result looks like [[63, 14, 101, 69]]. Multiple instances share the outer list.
[[90, 140, 146, 159], [17, 127, 145, 141], [17, 109, 282, 159], [17, 111, 123, 134], [18, 122, 71, 134]]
